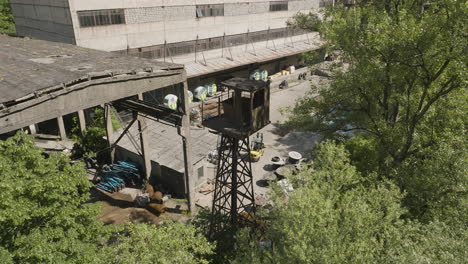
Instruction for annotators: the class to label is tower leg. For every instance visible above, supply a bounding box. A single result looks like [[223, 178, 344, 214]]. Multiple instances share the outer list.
[[210, 134, 255, 236]]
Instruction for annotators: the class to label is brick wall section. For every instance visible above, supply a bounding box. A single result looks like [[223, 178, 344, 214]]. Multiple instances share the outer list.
[[112, 1, 320, 24], [225, 3, 249, 16], [165, 6, 196, 21], [249, 2, 270, 14], [290, 0, 307, 11], [125, 6, 195, 23], [125, 7, 164, 24]]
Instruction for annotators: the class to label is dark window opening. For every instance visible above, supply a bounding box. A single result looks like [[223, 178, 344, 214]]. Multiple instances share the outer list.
[[78, 9, 125, 27], [197, 166, 204, 180], [196, 4, 224, 17], [253, 90, 265, 109], [269, 1, 288, 12]]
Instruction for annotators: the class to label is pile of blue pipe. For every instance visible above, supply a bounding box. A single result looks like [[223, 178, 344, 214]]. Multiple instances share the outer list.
[[96, 161, 141, 193]]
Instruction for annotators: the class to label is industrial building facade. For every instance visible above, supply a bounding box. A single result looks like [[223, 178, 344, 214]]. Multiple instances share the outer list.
[[10, 0, 320, 59]]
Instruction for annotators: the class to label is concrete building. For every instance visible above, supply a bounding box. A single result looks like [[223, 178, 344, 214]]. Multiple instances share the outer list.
[[10, 0, 318, 51], [9, 1, 324, 80]]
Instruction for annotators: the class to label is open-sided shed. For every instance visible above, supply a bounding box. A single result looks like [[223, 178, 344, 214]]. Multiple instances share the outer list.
[[0, 35, 196, 212]]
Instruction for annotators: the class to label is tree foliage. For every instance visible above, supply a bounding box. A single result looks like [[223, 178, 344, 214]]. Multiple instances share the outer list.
[[231, 142, 467, 263], [285, 0, 467, 221], [0, 0, 15, 34], [103, 223, 214, 264], [265, 1, 468, 262], [70, 107, 121, 164], [0, 132, 111, 263], [289, 0, 467, 163], [0, 132, 214, 264]]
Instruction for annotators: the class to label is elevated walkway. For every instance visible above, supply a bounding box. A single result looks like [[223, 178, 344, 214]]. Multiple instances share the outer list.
[[162, 32, 323, 78]]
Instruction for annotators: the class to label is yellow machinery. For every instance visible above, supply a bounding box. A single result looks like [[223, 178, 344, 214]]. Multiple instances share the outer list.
[[250, 133, 265, 162]]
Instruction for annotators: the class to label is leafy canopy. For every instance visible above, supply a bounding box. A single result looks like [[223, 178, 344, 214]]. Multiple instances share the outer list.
[[285, 0, 467, 221], [103, 222, 215, 264], [0, 132, 215, 264], [0, 0, 15, 34], [289, 0, 467, 164], [0, 132, 111, 263], [231, 142, 467, 263]]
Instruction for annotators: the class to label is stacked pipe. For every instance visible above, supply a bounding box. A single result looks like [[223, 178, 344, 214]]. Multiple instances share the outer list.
[[96, 161, 141, 193]]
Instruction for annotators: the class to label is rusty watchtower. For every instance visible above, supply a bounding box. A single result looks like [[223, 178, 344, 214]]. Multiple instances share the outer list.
[[202, 77, 270, 235]]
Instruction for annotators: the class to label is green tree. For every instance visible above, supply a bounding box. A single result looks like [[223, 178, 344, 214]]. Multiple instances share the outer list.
[[0, 0, 15, 34], [102, 222, 214, 264], [230, 142, 467, 263], [0, 132, 112, 263], [0, 132, 215, 264], [70, 107, 121, 164], [286, 0, 467, 221]]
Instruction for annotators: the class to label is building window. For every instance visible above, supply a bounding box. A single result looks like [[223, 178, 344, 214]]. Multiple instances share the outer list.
[[78, 9, 126, 27], [269, 1, 288, 12], [197, 166, 204, 180], [196, 4, 224, 17]]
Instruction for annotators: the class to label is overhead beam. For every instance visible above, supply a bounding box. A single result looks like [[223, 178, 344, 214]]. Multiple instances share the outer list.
[[0, 70, 185, 134], [115, 99, 183, 126]]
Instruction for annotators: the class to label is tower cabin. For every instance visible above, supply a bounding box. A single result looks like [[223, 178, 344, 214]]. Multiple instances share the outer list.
[[202, 77, 270, 139]]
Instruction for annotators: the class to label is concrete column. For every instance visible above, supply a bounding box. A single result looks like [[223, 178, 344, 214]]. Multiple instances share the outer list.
[[57, 116, 66, 139], [136, 93, 152, 180], [77, 110, 86, 133], [181, 81, 196, 214], [104, 105, 114, 164], [28, 124, 37, 135]]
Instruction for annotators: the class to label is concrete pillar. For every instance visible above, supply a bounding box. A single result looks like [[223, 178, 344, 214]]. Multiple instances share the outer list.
[[104, 105, 114, 164], [57, 116, 66, 139], [181, 81, 196, 214], [136, 93, 152, 180], [28, 124, 37, 135], [77, 110, 86, 133]]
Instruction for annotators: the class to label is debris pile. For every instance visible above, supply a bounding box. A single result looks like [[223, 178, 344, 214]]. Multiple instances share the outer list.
[[143, 184, 166, 214], [96, 161, 141, 193]]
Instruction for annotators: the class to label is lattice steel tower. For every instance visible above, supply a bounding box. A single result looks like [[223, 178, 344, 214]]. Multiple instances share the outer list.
[[202, 77, 270, 235]]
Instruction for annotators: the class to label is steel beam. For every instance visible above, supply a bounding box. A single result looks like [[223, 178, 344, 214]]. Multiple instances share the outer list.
[[115, 99, 183, 126]]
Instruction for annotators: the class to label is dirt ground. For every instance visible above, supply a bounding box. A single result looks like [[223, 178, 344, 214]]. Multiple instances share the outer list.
[[90, 187, 190, 225]]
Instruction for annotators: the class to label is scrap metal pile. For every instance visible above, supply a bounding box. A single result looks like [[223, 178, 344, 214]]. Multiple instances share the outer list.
[[96, 161, 142, 193]]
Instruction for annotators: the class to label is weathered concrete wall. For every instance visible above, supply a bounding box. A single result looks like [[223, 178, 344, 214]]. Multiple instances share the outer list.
[[115, 144, 208, 196], [66, 0, 320, 51], [10, 0, 75, 44], [0, 71, 185, 134], [115, 146, 187, 197]]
